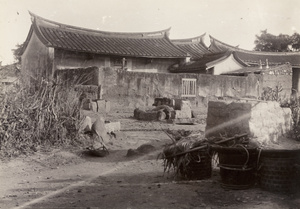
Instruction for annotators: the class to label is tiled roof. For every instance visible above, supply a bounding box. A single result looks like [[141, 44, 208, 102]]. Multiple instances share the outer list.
[[209, 35, 300, 67], [221, 63, 292, 75], [171, 34, 212, 59], [24, 12, 187, 58], [169, 51, 232, 73]]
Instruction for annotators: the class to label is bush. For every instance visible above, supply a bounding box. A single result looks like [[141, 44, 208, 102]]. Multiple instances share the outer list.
[[0, 78, 84, 157]]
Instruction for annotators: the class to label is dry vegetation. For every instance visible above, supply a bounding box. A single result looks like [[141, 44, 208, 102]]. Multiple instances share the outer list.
[[0, 77, 84, 158]]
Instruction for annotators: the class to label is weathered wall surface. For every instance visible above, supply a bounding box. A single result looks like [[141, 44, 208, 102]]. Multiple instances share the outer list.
[[205, 101, 292, 145], [101, 69, 183, 108], [21, 32, 53, 83], [248, 102, 292, 144], [54, 49, 106, 69], [51, 64, 292, 114], [54, 49, 181, 73], [100, 68, 263, 109], [261, 64, 293, 101], [55, 66, 99, 86], [130, 57, 181, 73], [205, 101, 252, 137]]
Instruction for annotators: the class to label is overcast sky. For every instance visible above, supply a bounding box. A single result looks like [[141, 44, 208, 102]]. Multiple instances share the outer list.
[[0, 0, 299, 65]]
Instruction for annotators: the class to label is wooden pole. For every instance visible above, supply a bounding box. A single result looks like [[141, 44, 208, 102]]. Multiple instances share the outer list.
[[214, 133, 248, 145]]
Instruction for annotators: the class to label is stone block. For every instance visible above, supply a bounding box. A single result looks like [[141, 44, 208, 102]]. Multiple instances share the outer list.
[[105, 121, 121, 132], [105, 100, 111, 113], [96, 99, 110, 113], [82, 99, 91, 110], [90, 101, 97, 112], [174, 99, 183, 110], [175, 109, 192, 119], [180, 100, 191, 111], [134, 109, 159, 121], [97, 100, 106, 112], [138, 111, 158, 121], [205, 100, 293, 145]]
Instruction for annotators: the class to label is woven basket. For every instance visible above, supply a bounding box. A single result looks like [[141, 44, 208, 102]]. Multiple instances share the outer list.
[[179, 150, 212, 180], [212, 146, 258, 190]]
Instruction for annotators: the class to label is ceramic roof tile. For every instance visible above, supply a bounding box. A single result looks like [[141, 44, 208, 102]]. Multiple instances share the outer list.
[[28, 12, 187, 58], [209, 35, 300, 67], [171, 35, 212, 59], [169, 52, 229, 73]]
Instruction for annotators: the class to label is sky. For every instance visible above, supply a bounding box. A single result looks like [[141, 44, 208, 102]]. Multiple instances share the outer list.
[[0, 0, 299, 65]]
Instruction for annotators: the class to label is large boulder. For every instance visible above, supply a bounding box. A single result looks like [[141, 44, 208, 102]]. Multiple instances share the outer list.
[[205, 100, 293, 145]]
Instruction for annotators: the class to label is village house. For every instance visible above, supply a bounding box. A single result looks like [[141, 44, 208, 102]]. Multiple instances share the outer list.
[[170, 35, 249, 75], [169, 34, 300, 98], [209, 35, 300, 92], [19, 12, 295, 110], [168, 51, 248, 75], [20, 12, 188, 83]]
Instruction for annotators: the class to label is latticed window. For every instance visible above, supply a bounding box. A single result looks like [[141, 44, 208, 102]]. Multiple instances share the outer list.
[[182, 78, 196, 97]]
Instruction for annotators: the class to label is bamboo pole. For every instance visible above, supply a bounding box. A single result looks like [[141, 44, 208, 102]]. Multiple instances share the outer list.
[[214, 133, 248, 145]]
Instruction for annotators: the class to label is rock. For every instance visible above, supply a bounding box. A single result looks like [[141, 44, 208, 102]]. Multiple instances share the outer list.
[[205, 100, 293, 145], [91, 117, 109, 145], [136, 144, 155, 154], [157, 110, 166, 121], [126, 149, 140, 157], [134, 108, 142, 119], [79, 116, 92, 133]]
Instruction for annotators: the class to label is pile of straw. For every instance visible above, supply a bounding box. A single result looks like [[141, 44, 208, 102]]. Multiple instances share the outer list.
[[160, 130, 210, 178]]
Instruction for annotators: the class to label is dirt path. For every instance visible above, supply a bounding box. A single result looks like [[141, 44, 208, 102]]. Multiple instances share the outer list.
[[1, 113, 300, 209]]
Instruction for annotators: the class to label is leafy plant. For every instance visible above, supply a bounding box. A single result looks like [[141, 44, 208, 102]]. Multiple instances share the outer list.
[[254, 30, 300, 52], [260, 85, 283, 102]]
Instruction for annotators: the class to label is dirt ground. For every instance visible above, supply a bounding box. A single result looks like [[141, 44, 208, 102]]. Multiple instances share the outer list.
[[1, 108, 300, 209]]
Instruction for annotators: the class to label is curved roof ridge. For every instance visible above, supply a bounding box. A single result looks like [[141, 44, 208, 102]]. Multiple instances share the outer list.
[[209, 35, 300, 55], [29, 11, 171, 38], [171, 33, 206, 44], [25, 11, 187, 58]]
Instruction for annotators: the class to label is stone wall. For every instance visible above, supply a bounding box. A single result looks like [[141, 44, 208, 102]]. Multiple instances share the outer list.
[[205, 100, 293, 145], [261, 64, 293, 102], [55, 66, 100, 86], [100, 68, 263, 109], [51, 64, 292, 114], [99, 65, 292, 112]]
